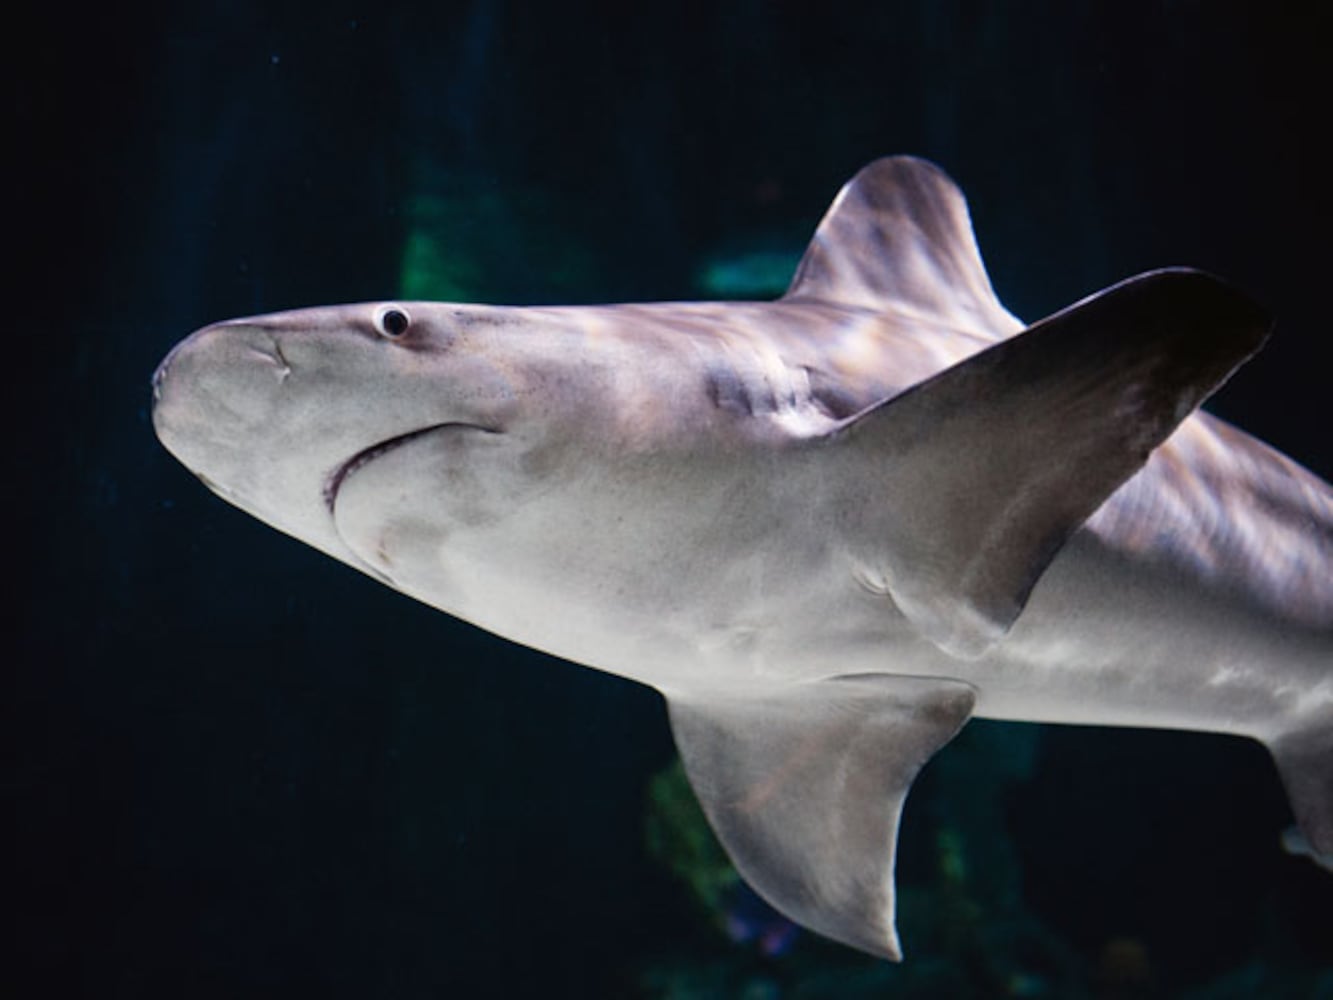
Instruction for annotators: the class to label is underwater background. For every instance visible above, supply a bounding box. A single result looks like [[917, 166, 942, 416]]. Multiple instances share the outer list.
[[11, 2, 1330, 997]]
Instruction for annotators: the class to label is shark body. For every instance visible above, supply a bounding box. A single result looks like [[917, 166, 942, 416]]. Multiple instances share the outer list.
[[152, 157, 1332, 958]]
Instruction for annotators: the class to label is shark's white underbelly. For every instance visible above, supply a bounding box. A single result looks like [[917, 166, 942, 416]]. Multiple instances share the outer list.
[[399, 488, 1328, 747]]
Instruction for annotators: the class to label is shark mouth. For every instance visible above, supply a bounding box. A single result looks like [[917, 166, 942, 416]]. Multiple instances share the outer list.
[[323, 422, 495, 514]]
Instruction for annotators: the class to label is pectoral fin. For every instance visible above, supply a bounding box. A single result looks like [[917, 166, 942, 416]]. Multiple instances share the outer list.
[[836, 268, 1271, 657], [666, 674, 975, 959]]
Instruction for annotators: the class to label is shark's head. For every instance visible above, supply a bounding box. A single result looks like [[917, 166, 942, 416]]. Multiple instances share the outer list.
[[152, 302, 558, 589]]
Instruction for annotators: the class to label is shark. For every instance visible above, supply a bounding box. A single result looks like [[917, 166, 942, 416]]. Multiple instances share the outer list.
[[151, 156, 1332, 959]]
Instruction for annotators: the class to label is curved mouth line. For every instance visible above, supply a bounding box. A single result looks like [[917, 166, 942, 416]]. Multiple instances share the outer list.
[[323, 422, 496, 514]]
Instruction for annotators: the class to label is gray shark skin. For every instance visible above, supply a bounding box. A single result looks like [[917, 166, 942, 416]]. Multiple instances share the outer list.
[[152, 157, 1332, 960]]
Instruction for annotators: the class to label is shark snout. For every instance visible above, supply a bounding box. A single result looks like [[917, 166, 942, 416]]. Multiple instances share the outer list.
[[151, 319, 303, 474], [153, 316, 259, 390]]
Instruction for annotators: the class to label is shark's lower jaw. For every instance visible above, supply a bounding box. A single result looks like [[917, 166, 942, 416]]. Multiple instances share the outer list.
[[323, 423, 497, 514]]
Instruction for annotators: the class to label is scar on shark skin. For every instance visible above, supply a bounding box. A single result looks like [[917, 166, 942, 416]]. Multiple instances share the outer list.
[[152, 156, 1332, 961]]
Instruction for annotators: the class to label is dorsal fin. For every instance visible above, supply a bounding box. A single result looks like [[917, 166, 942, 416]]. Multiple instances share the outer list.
[[784, 156, 1022, 338]]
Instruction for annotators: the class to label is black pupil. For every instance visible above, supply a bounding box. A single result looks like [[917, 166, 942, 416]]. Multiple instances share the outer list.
[[382, 309, 409, 336]]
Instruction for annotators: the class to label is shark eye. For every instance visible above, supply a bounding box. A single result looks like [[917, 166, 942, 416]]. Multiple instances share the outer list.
[[375, 305, 411, 338]]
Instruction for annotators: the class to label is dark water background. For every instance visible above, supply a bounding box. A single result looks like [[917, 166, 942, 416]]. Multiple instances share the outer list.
[[12, 2, 1330, 997]]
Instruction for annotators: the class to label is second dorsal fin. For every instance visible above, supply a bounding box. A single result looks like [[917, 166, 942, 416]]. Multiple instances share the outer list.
[[784, 156, 1022, 338]]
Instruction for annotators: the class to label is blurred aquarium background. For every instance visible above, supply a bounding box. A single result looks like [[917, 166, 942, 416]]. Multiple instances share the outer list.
[[11, 2, 1331, 997]]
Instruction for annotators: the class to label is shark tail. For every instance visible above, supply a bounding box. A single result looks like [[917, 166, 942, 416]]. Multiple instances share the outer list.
[[1269, 715, 1333, 856]]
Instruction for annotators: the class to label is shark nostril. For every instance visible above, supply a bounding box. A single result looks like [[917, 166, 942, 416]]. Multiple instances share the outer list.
[[247, 337, 293, 383], [274, 342, 292, 383]]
